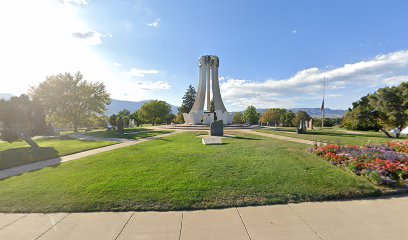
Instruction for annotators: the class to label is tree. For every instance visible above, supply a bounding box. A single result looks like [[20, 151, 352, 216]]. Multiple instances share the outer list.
[[233, 112, 244, 124], [118, 109, 131, 117], [178, 85, 196, 114], [341, 82, 408, 137], [30, 72, 111, 132], [209, 99, 215, 112], [130, 110, 143, 127], [138, 100, 171, 125], [109, 114, 117, 129], [0, 95, 48, 148], [282, 111, 296, 127], [166, 113, 176, 124], [369, 82, 408, 132], [116, 117, 124, 133], [313, 118, 339, 127], [341, 95, 379, 131], [116, 109, 131, 127], [260, 108, 284, 126], [292, 111, 311, 127], [242, 106, 259, 124], [122, 116, 130, 127], [174, 114, 184, 124]]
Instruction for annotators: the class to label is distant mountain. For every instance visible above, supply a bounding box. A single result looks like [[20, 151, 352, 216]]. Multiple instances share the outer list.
[[106, 99, 178, 115], [257, 108, 346, 118], [290, 108, 346, 118], [0, 93, 14, 100]]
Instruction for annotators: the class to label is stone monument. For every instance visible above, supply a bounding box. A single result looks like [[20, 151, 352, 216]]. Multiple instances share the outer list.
[[296, 119, 307, 134], [183, 55, 233, 125], [210, 120, 224, 136]]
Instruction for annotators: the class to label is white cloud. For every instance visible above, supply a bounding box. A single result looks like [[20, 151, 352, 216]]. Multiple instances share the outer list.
[[61, 0, 88, 6], [291, 30, 297, 34], [138, 81, 171, 90], [220, 50, 408, 109], [112, 62, 121, 67], [383, 75, 408, 85], [123, 68, 160, 77], [147, 18, 160, 28], [72, 30, 111, 45]]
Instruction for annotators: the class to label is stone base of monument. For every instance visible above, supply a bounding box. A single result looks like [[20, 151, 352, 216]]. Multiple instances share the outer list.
[[202, 136, 223, 145]]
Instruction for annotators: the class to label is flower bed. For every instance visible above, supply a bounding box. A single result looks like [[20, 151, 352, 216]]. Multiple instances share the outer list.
[[310, 142, 408, 187], [387, 140, 408, 154]]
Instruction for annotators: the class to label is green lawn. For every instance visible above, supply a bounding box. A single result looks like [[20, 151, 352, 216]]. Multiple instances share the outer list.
[[257, 127, 406, 145], [0, 132, 379, 213], [0, 136, 115, 170], [85, 128, 173, 140]]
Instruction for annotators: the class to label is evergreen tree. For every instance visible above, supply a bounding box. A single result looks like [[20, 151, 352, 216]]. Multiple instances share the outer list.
[[178, 85, 196, 114]]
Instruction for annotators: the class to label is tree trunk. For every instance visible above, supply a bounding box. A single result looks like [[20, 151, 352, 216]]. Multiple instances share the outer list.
[[379, 128, 392, 138], [73, 121, 78, 132], [20, 134, 39, 149]]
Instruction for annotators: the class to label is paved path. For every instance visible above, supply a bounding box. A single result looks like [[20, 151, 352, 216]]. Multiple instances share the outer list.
[[241, 129, 316, 145], [0, 195, 406, 240], [0, 131, 180, 180], [69, 130, 158, 143]]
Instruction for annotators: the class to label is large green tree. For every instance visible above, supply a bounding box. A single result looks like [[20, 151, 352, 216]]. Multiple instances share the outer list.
[[342, 82, 408, 137], [342, 95, 379, 131], [178, 85, 196, 114], [131, 110, 143, 127], [260, 108, 287, 126], [242, 106, 259, 124], [282, 111, 296, 127], [0, 95, 48, 148], [369, 82, 408, 130], [292, 111, 311, 127], [117, 109, 131, 117], [139, 100, 171, 125], [30, 72, 111, 132]]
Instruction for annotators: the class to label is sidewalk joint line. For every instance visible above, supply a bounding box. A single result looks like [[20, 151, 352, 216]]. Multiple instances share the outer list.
[[236, 208, 252, 240], [34, 213, 71, 240], [115, 212, 134, 240], [288, 204, 324, 240], [178, 212, 184, 240], [0, 214, 28, 231]]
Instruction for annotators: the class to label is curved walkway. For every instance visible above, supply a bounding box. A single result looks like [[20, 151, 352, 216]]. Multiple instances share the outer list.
[[0, 131, 181, 180], [0, 195, 407, 239], [241, 129, 317, 145]]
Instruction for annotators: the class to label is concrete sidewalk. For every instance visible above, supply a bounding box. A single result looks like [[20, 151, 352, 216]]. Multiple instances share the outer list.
[[0, 195, 407, 240], [0, 131, 180, 180], [242, 129, 317, 145]]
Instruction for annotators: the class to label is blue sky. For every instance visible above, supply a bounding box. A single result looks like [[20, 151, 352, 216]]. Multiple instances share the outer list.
[[1, 0, 408, 110]]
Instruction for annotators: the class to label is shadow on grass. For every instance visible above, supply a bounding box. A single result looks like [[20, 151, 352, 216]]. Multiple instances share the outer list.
[[0, 147, 60, 171], [265, 128, 390, 139], [233, 136, 261, 141]]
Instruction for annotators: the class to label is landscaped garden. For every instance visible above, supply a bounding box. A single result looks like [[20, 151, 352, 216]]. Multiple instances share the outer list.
[[85, 128, 173, 140], [257, 127, 407, 146], [0, 136, 115, 170], [310, 141, 408, 188], [0, 131, 380, 213]]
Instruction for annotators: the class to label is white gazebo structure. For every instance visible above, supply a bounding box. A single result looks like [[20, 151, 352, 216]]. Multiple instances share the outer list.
[[183, 55, 233, 125]]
